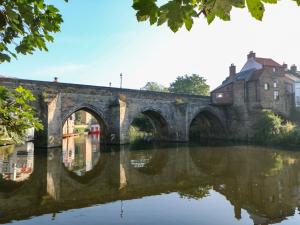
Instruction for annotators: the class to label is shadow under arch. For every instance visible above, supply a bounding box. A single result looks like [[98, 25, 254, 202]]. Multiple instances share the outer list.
[[189, 108, 227, 142], [129, 108, 170, 142], [62, 104, 108, 143]]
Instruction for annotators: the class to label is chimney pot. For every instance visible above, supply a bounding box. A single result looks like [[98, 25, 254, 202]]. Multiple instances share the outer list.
[[54, 77, 58, 82], [291, 64, 297, 73], [247, 51, 256, 60], [282, 63, 288, 70], [229, 63, 236, 78]]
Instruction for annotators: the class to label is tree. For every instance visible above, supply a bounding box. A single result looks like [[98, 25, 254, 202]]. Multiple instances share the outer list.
[[169, 74, 210, 95], [0, 0, 67, 63], [132, 0, 300, 32], [142, 82, 168, 92], [0, 86, 43, 144]]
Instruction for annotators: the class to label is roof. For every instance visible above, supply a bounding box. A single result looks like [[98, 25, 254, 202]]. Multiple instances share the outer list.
[[248, 69, 265, 81], [235, 68, 257, 81], [255, 57, 282, 67], [212, 68, 257, 92]]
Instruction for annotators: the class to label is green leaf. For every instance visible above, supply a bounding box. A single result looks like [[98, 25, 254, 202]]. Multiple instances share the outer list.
[[246, 0, 265, 20], [0, 0, 67, 63], [184, 17, 193, 30]]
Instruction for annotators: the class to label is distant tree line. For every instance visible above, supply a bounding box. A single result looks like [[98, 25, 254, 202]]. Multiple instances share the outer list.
[[142, 74, 210, 96]]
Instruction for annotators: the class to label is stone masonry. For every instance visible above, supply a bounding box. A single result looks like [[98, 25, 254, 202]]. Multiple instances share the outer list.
[[0, 77, 227, 148]]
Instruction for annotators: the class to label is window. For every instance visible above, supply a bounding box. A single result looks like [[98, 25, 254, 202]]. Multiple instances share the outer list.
[[296, 86, 300, 107], [264, 83, 269, 90], [297, 96, 300, 107], [273, 81, 278, 88], [216, 93, 224, 98], [274, 90, 279, 100]]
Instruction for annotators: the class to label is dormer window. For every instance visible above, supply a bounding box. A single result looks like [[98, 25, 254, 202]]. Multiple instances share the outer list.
[[264, 83, 269, 90]]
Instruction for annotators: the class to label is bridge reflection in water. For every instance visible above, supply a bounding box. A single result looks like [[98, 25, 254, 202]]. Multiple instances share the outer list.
[[0, 137, 300, 225]]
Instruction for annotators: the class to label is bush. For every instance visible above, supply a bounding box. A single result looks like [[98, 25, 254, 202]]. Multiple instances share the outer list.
[[128, 126, 154, 142], [253, 110, 300, 146]]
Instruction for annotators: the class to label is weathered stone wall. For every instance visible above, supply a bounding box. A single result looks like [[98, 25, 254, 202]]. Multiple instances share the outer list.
[[0, 77, 226, 147]]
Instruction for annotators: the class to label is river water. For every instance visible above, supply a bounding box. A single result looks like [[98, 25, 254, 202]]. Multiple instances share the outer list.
[[0, 135, 300, 225]]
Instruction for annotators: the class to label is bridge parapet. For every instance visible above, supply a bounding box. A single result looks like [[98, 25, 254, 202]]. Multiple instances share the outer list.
[[0, 77, 225, 147]]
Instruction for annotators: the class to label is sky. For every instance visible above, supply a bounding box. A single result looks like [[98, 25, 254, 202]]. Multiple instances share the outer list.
[[1, 0, 300, 90]]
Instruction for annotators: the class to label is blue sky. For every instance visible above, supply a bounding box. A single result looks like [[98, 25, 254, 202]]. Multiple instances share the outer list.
[[1, 0, 300, 90]]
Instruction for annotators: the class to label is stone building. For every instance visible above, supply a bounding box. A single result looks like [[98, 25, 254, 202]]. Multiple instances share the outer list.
[[62, 114, 75, 136], [212, 51, 300, 117]]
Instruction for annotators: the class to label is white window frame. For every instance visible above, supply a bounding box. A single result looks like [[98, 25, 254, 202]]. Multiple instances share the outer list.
[[264, 83, 269, 90], [274, 90, 279, 100]]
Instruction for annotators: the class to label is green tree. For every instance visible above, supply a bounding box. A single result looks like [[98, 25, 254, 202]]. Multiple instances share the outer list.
[[169, 74, 210, 95], [142, 82, 168, 92], [132, 0, 300, 32], [0, 86, 43, 144], [0, 0, 67, 63]]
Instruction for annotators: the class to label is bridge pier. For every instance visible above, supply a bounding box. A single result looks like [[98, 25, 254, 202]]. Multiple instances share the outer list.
[[35, 93, 63, 148]]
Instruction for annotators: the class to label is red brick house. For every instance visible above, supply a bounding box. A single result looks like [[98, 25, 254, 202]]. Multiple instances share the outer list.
[[211, 51, 300, 117]]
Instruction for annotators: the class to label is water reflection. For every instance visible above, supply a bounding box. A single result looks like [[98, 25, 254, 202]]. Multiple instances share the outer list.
[[1, 142, 300, 225], [0, 142, 34, 182], [62, 135, 100, 176]]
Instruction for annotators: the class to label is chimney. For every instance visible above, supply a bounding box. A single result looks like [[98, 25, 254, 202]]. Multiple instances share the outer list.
[[291, 64, 297, 73], [54, 77, 58, 82], [247, 51, 256, 60], [229, 63, 236, 78], [282, 63, 288, 70]]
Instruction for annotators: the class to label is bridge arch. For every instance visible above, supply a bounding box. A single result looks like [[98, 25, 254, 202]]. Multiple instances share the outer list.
[[127, 108, 170, 142], [188, 107, 227, 141], [62, 104, 108, 142]]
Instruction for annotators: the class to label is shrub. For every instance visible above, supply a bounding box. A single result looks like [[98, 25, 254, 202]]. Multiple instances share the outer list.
[[253, 110, 300, 146]]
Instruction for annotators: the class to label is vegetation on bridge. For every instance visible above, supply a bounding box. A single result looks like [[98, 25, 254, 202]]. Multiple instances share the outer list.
[[0, 86, 43, 145]]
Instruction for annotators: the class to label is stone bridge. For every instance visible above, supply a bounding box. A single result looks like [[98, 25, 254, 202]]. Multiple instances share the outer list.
[[0, 77, 227, 148]]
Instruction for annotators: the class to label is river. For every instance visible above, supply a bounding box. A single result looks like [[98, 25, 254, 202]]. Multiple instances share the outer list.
[[0, 135, 300, 225]]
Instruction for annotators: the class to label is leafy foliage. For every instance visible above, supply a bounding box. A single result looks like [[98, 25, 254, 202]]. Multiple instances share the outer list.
[[0, 86, 43, 144], [0, 0, 67, 63], [253, 110, 300, 146], [132, 0, 300, 32], [169, 74, 210, 95], [142, 82, 168, 92]]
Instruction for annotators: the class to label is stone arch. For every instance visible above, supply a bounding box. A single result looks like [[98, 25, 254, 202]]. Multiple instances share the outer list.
[[62, 104, 108, 142], [189, 107, 227, 141], [128, 107, 170, 141]]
